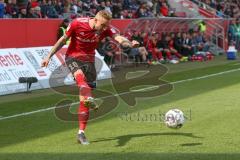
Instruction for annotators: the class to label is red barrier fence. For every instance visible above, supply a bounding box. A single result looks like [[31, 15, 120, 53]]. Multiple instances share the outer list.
[[0, 19, 132, 49], [0, 18, 228, 50], [0, 19, 61, 48]]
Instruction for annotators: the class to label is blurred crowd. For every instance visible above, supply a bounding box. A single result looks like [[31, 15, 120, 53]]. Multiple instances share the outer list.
[[0, 0, 178, 19], [194, 0, 240, 50], [192, 0, 240, 18]]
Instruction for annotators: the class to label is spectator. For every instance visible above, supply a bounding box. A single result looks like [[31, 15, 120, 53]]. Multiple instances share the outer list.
[[191, 31, 200, 54], [191, 31, 209, 54], [5, 0, 19, 18], [233, 18, 240, 50], [105, 0, 112, 14], [168, 33, 182, 59], [40, 0, 48, 18], [181, 32, 193, 57], [173, 32, 183, 54], [229, 19, 237, 42], [97, 0, 106, 12], [63, 0, 71, 14], [136, 3, 146, 17], [46, 0, 58, 18], [57, 18, 70, 40], [0, 0, 6, 18], [18, 8, 28, 18], [198, 21, 206, 33], [27, 7, 39, 18], [75, 0, 83, 14], [123, 0, 131, 10], [160, 2, 169, 17], [112, 2, 122, 18], [29, 0, 39, 9], [54, 0, 64, 16], [148, 33, 164, 63], [156, 34, 178, 63], [71, 0, 78, 14], [34, 6, 42, 18]]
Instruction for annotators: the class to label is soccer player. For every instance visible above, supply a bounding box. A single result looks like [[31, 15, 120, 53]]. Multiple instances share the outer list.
[[41, 10, 137, 145]]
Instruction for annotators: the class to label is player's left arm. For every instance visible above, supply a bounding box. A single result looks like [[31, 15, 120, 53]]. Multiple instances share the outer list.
[[113, 34, 139, 48], [105, 27, 138, 48]]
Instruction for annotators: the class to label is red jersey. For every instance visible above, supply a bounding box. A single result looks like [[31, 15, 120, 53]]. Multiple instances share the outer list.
[[65, 18, 117, 62], [147, 39, 157, 52], [160, 6, 169, 17], [169, 39, 174, 48]]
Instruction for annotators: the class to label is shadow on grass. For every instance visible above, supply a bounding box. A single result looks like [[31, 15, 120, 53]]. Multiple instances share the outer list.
[[0, 153, 239, 160], [92, 132, 203, 147], [180, 143, 203, 147]]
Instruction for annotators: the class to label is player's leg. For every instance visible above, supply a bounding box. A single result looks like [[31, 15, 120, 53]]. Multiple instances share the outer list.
[[75, 62, 97, 145], [151, 48, 158, 61], [156, 49, 163, 61], [73, 69, 96, 108], [164, 49, 172, 60], [138, 47, 148, 61], [72, 69, 91, 145], [65, 58, 93, 145], [170, 48, 182, 59]]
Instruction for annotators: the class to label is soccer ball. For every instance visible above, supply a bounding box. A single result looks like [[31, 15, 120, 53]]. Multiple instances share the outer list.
[[164, 109, 184, 129]]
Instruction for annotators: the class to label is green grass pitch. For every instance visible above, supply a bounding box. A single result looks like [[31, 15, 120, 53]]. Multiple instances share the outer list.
[[1, 56, 240, 160]]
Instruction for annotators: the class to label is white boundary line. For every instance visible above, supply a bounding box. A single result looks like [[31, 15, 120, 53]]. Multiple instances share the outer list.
[[0, 68, 240, 121]]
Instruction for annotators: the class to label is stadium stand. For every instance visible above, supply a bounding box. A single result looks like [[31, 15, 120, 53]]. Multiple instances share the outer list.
[[191, 0, 240, 18], [4, 0, 236, 20], [190, 0, 240, 50], [1, 0, 184, 19]]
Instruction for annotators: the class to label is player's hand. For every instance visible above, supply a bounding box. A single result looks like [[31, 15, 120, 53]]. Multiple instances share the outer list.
[[41, 58, 50, 67], [131, 40, 140, 48]]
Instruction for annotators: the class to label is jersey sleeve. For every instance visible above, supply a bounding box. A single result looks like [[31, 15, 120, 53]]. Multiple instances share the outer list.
[[103, 27, 119, 38], [65, 19, 77, 37]]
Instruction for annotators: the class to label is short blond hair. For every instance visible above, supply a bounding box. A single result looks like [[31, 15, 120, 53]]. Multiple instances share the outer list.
[[95, 10, 112, 21]]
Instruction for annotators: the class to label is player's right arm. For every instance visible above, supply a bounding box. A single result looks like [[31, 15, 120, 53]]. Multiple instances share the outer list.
[[41, 19, 77, 67], [41, 34, 69, 67]]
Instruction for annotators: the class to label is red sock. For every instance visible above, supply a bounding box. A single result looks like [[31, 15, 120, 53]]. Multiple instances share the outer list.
[[78, 101, 89, 130], [157, 51, 163, 59], [75, 73, 91, 97], [173, 52, 182, 58], [166, 51, 172, 60], [151, 49, 158, 61]]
